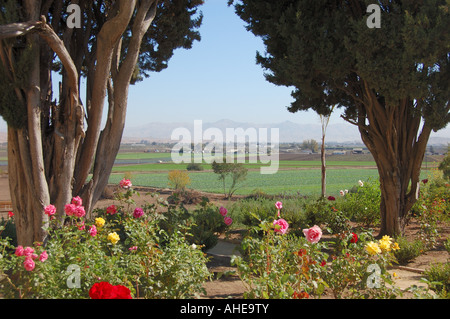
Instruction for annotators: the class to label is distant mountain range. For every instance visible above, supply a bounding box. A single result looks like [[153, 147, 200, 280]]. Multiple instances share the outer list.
[[122, 119, 450, 145], [0, 119, 447, 145]]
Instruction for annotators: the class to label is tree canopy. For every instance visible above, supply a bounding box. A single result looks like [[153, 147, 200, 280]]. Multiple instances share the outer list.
[[0, 0, 204, 245], [229, 0, 450, 236], [230, 0, 449, 128]]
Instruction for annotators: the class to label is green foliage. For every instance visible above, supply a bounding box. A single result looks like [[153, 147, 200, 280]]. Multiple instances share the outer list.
[[423, 262, 450, 294], [302, 139, 318, 153], [393, 236, 425, 265], [232, 217, 401, 299], [0, 0, 32, 129], [186, 162, 204, 171], [0, 217, 16, 248], [411, 171, 450, 249], [438, 147, 450, 180], [0, 186, 211, 299], [212, 160, 248, 198], [232, 222, 329, 299], [230, 0, 450, 130], [227, 196, 310, 233], [336, 179, 381, 227], [133, 0, 204, 81], [187, 199, 228, 250]]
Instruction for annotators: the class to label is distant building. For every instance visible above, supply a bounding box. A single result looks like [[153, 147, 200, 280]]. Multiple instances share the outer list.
[[352, 148, 363, 154]]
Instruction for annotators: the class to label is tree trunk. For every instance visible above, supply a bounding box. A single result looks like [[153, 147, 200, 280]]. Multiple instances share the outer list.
[[8, 128, 49, 246], [350, 82, 432, 237], [80, 0, 158, 215], [7, 3, 52, 246], [321, 134, 326, 197], [1, 0, 163, 244]]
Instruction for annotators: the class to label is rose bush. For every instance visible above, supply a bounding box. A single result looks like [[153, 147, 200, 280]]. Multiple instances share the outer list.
[[232, 201, 405, 299], [0, 181, 211, 299]]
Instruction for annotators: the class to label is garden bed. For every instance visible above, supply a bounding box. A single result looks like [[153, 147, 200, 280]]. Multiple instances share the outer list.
[[95, 185, 450, 299]]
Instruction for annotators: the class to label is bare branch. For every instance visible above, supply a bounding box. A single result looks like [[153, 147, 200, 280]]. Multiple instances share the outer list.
[[0, 21, 39, 40]]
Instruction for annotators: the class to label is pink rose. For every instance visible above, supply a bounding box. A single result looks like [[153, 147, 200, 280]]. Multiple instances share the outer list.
[[129, 246, 138, 251], [275, 201, 282, 210], [44, 204, 56, 218], [64, 203, 77, 216], [39, 251, 48, 262], [74, 206, 86, 218], [273, 218, 289, 234], [303, 225, 322, 243], [119, 178, 132, 189], [106, 205, 117, 215], [133, 207, 144, 218], [275, 201, 282, 217], [71, 196, 83, 206], [15, 245, 24, 256], [23, 246, 34, 257], [224, 216, 233, 226], [23, 257, 35, 271], [219, 206, 228, 216], [89, 225, 97, 237]]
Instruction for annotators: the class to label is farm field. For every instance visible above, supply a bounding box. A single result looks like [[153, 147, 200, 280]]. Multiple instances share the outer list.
[[110, 151, 436, 196]]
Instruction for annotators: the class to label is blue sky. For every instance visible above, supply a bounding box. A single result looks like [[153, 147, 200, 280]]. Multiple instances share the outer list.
[[124, 0, 448, 139], [125, 0, 327, 127]]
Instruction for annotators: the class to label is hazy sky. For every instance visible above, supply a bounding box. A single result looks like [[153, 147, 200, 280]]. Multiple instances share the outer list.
[[124, 0, 328, 127], [0, 0, 448, 139]]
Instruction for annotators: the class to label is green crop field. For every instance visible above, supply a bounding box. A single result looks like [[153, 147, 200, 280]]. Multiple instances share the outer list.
[[109, 168, 383, 196], [110, 151, 435, 196]]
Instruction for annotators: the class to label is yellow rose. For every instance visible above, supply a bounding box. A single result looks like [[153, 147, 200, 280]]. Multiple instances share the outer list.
[[365, 241, 381, 255], [380, 235, 392, 244], [391, 242, 400, 251], [107, 232, 120, 245], [379, 239, 391, 252], [95, 217, 105, 228]]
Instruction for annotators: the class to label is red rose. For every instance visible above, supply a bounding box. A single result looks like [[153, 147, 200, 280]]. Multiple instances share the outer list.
[[89, 282, 132, 299], [112, 285, 132, 299], [350, 232, 358, 243], [89, 282, 114, 299]]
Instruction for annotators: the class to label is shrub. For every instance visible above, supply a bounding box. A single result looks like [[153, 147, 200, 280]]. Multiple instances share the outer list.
[[168, 170, 191, 191], [393, 236, 424, 265], [211, 160, 248, 198], [186, 198, 228, 250], [423, 262, 450, 294], [0, 216, 16, 248], [232, 210, 401, 299], [336, 178, 381, 226], [0, 182, 211, 299], [186, 163, 203, 171], [227, 196, 309, 234], [444, 237, 450, 254], [232, 222, 329, 299]]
